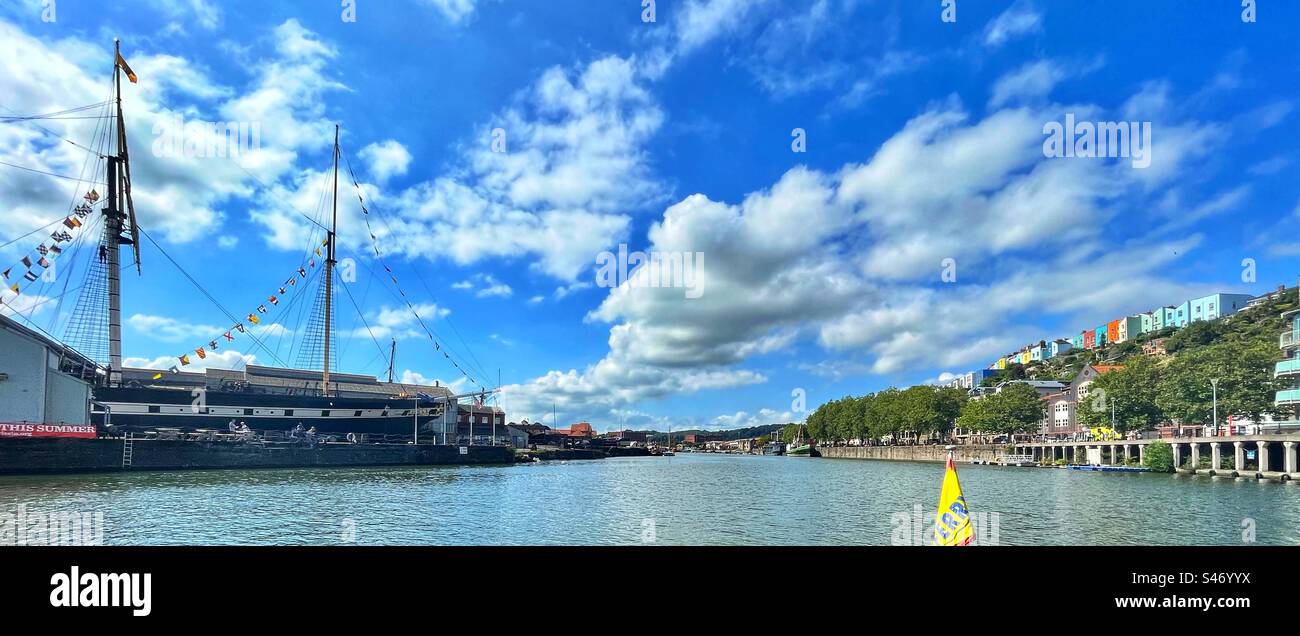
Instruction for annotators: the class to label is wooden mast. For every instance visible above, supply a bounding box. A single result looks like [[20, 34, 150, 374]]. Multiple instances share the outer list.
[[322, 125, 339, 395]]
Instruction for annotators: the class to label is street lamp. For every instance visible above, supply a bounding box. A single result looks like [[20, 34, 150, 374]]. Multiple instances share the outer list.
[[1209, 378, 1220, 437]]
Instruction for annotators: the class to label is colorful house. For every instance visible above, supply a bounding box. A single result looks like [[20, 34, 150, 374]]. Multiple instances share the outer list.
[[1188, 293, 1254, 323], [1071, 333, 1085, 350], [1030, 343, 1046, 362], [1050, 338, 1073, 357], [1106, 319, 1121, 343], [1117, 316, 1145, 342], [1139, 312, 1154, 334], [1094, 326, 1108, 348], [1171, 301, 1191, 328], [1083, 330, 1096, 349]]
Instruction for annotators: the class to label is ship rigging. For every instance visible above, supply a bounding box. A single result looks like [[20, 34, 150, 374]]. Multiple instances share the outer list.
[[0, 40, 500, 439]]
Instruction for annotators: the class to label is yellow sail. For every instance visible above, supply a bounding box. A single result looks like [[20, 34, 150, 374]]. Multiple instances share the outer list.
[[932, 454, 975, 546]]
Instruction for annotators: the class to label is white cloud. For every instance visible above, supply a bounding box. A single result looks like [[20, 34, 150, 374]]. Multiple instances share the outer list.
[[359, 140, 412, 184], [984, 0, 1043, 47], [422, 0, 482, 23], [360, 303, 449, 340], [125, 349, 255, 372], [989, 60, 1065, 107], [453, 274, 512, 299]]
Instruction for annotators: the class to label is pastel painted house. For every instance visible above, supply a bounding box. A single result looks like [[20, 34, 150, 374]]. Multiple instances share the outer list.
[[1171, 301, 1191, 328], [1030, 343, 1047, 362], [1083, 330, 1096, 349], [1188, 293, 1254, 323], [1094, 326, 1108, 348], [1050, 338, 1073, 357], [1116, 316, 1145, 342], [1151, 306, 1177, 331], [1071, 333, 1085, 350], [1106, 319, 1121, 344]]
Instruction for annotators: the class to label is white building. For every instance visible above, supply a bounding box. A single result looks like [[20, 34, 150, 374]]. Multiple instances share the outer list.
[[0, 314, 99, 427]]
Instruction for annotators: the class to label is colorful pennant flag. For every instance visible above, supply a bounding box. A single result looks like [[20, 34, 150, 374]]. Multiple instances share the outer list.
[[195, 347, 206, 360], [179, 355, 190, 366]]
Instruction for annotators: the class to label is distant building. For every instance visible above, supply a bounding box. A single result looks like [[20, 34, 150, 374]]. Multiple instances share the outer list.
[[552, 422, 595, 438], [1187, 293, 1253, 323], [1041, 392, 1074, 439], [1106, 320, 1120, 344], [1083, 329, 1096, 350], [605, 429, 648, 444], [1050, 338, 1073, 357], [1277, 307, 1300, 417], [1246, 284, 1287, 310]]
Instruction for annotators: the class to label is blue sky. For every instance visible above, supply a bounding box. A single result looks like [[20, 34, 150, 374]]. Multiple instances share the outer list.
[[0, 0, 1298, 432]]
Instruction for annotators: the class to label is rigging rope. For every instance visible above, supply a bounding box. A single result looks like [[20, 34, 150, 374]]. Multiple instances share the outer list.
[[337, 148, 489, 393]]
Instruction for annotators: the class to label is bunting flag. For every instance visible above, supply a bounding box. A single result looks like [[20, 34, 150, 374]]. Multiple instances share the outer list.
[[208, 340, 218, 351], [23, 271, 38, 282], [256, 304, 267, 314], [223, 332, 234, 342], [247, 314, 259, 325], [314, 247, 322, 257], [20, 256, 31, 268], [48, 245, 61, 255], [179, 355, 190, 366], [168, 366, 179, 374], [36, 245, 48, 256], [195, 347, 206, 360], [297, 267, 306, 277], [235, 324, 246, 333], [1, 268, 9, 280], [151, 372, 163, 380], [62, 217, 81, 229], [37, 257, 50, 269], [84, 189, 100, 203], [8, 283, 17, 295], [308, 258, 316, 268], [268, 295, 278, 306]]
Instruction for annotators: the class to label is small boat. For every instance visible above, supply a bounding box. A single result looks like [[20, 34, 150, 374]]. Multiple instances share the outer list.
[[785, 424, 818, 457]]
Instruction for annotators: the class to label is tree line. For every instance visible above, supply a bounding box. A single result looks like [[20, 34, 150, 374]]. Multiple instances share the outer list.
[[805, 382, 1046, 443]]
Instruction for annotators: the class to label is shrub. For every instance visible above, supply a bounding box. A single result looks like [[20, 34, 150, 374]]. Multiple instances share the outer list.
[[1143, 440, 1174, 473]]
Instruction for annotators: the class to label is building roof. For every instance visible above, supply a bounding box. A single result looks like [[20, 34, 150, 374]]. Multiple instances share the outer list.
[[1090, 365, 1124, 374], [0, 312, 100, 379]]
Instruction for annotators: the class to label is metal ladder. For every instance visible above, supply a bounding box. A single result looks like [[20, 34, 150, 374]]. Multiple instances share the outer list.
[[121, 432, 134, 469]]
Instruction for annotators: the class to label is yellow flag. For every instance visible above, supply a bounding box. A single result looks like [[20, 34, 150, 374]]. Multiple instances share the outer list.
[[932, 454, 975, 546], [115, 51, 138, 83], [151, 372, 163, 380]]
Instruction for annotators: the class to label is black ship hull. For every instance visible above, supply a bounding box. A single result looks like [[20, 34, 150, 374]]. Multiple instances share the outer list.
[[91, 386, 448, 437]]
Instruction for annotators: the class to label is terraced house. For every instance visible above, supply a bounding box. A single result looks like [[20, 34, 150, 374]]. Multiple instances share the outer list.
[[1279, 307, 1300, 419]]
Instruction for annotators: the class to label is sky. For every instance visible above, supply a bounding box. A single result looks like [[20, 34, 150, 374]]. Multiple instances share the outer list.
[[0, 0, 1297, 433]]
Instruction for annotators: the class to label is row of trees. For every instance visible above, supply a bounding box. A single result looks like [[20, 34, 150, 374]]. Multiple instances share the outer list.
[[1075, 338, 1286, 433], [805, 383, 1046, 443]]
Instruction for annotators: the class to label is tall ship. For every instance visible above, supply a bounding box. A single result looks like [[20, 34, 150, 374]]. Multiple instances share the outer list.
[[2, 42, 494, 442]]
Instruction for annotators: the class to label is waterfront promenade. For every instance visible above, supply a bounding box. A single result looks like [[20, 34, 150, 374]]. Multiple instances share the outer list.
[[1016, 434, 1300, 481]]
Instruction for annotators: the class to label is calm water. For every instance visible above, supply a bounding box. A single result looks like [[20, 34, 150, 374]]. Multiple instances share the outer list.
[[1, 454, 1297, 545]]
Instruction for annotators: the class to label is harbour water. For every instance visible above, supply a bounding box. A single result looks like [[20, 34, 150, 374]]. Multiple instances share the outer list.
[[2, 454, 1298, 546]]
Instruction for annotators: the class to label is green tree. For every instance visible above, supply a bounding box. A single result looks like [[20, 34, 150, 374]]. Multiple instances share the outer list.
[[1143, 440, 1174, 473], [1077, 357, 1164, 433], [991, 382, 1047, 435]]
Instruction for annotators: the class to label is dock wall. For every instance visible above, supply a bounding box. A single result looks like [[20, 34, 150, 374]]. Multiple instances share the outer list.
[[819, 445, 1002, 463]]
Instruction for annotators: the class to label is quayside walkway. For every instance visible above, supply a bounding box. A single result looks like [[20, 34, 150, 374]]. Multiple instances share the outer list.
[[1016, 434, 1300, 481]]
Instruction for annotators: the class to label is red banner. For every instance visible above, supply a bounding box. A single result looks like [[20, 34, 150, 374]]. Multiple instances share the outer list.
[[0, 423, 97, 439]]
